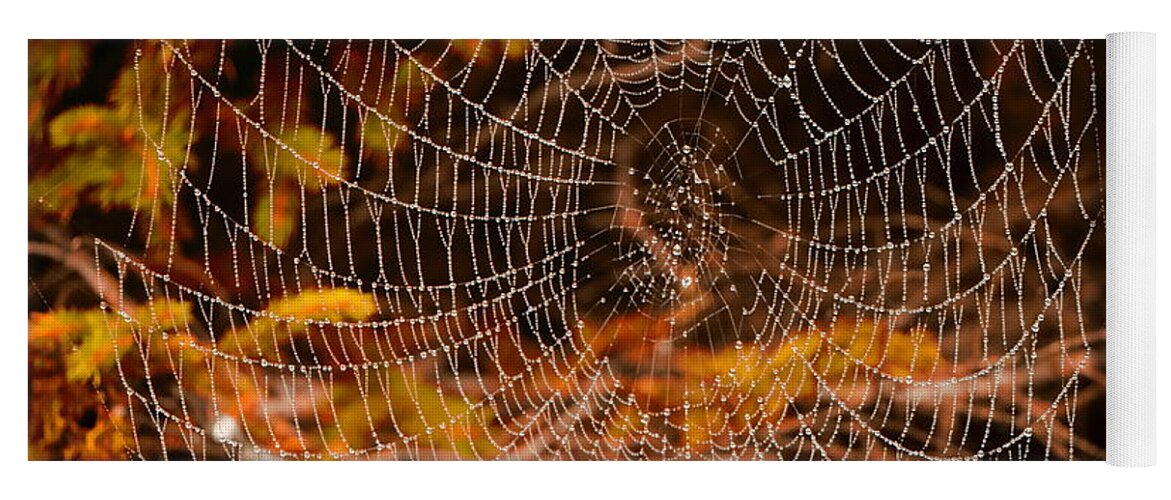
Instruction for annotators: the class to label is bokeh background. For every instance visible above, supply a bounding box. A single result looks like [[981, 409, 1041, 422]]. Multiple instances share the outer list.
[[29, 40, 1105, 460]]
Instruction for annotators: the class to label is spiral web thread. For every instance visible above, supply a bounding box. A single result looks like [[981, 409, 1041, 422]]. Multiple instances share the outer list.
[[93, 39, 1104, 460]]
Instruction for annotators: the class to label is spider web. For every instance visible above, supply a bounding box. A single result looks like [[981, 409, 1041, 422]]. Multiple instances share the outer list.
[[91, 39, 1105, 460]]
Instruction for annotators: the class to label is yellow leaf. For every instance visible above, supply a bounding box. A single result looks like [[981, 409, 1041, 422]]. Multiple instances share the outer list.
[[884, 326, 941, 377], [27, 300, 193, 383], [221, 288, 377, 358], [253, 127, 349, 189], [266, 288, 377, 322], [502, 40, 529, 61]]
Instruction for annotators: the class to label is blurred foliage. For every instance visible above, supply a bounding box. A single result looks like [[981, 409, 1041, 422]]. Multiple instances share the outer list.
[[29, 40, 954, 461], [33, 104, 192, 223], [27, 39, 516, 460], [30, 299, 192, 384], [30, 42, 195, 248], [29, 41, 90, 142], [29, 298, 189, 459], [250, 127, 348, 248], [579, 316, 942, 455]]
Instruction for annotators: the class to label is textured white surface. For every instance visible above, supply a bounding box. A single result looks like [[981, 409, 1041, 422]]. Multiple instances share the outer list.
[[1107, 31, 1157, 467]]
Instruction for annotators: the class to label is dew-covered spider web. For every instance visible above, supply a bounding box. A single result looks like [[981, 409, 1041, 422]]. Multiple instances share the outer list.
[[88, 39, 1105, 460]]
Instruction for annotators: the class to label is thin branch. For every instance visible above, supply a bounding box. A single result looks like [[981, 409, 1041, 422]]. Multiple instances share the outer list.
[[29, 239, 123, 310]]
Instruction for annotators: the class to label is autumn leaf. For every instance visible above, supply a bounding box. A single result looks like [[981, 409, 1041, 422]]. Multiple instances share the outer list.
[[501, 40, 529, 61], [252, 127, 349, 190], [220, 287, 377, 359], [28, 40, 90, 140], [29, 299, 193, 384], [31, 101, 194, 234], [255, 182, 299, 248], [359, 110, 409, 159], [883, 326, 942, 377]]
